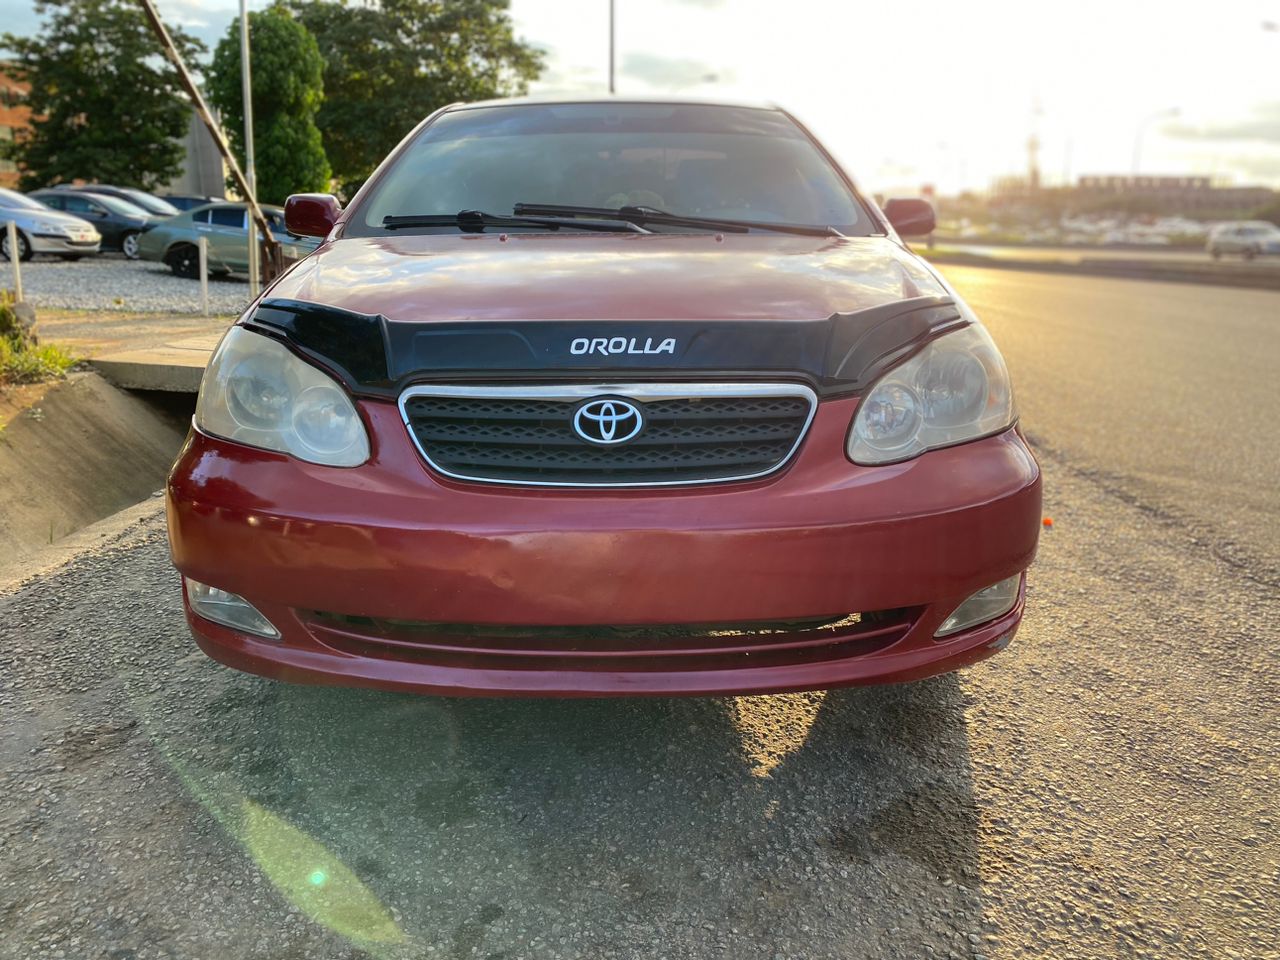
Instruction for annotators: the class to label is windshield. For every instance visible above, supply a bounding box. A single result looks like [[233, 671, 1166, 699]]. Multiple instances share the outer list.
[[120, 189, 180, 216], [350, 102, 870, 235], [81, 192, 151, 217], [0, 188, 49, 211]]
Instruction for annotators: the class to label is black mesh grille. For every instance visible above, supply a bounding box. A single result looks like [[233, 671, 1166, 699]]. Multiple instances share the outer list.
[[402, 389, 814, 485]]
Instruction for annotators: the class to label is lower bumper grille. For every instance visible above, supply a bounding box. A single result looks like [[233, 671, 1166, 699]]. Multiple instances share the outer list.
[[399, 382, 817, 487], [304, 608, 917, 672]]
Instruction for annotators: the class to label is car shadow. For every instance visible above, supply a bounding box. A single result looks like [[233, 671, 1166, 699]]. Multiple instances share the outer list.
[[156, 670, 983, 958]]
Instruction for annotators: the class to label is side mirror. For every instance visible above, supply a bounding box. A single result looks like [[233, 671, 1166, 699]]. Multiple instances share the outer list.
[[284, 193, 342, 239], [883, 198, 936, 237]]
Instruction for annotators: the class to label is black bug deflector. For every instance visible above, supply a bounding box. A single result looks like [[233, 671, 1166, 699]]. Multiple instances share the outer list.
[[243, 295, 967, 400]]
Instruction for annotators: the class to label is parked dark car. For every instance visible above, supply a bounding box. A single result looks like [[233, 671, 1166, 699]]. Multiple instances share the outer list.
[[30, 189, 160, 258], [161, 194, 222, 212], [52, 183, 181, 218]]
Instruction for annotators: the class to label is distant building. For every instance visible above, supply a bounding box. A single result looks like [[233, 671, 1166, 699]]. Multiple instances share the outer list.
[[990, 174, 1036, 200], [162, 109, 226, 200], [0, 65, 32, 189], [1074, 175, 1274, 218]]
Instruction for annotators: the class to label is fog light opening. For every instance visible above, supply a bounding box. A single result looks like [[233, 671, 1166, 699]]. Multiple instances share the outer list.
[[185, 577, 281, 639], [934, 574, 1022, 639], [987, 629, 1017, 651]]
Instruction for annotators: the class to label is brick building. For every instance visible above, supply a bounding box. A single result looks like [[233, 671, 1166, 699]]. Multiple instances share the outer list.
[[0, 65, 32, 189]]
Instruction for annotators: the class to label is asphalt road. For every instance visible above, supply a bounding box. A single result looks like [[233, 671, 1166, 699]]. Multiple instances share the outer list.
[[2, 268, 1278, 959], [949, 265, 1280, 577]]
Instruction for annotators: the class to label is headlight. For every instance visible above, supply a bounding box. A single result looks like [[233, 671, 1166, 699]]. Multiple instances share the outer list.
[[35, 220, 71, 235], [196, 326, 370, 467], [847, 324, 1015, 465]]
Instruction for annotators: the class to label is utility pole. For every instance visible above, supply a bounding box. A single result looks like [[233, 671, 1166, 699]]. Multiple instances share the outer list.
[[136, 0, 281, 281], [1027, 97, 1042, 193], [239, 0, 259, 299], [608, 0, 615, 94]]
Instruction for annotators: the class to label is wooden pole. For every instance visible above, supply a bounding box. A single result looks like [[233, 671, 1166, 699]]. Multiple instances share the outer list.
[[5, 221, 23, 303], [197, 236, 209, 316], [135, 0, 282, 282]]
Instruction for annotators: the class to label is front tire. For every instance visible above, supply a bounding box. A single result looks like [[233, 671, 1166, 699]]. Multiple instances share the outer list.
[[1, 229, 32, 262], [121, 231, 141, 260], [1243, 245, 1258, 261]]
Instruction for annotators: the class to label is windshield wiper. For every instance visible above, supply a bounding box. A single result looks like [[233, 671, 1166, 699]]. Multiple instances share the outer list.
[[512, 202, 841, 237], [382, 210, 648, 233]]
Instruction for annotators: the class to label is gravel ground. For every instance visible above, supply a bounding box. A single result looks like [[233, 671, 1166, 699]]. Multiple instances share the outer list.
[[1, 448, 1276, 960], [0, 256, 253, 315]]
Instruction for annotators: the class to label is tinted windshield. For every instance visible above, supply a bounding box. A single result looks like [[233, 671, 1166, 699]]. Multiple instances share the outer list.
[[84, 192, 151, 217], [121, 189, 180, 216], [0, 188, 48, 211], [350, 103, 869, 235]]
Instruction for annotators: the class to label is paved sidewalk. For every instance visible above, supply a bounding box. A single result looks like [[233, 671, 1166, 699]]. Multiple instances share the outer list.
[[32, 309, 229, 393], [88, 333, 220, 392]]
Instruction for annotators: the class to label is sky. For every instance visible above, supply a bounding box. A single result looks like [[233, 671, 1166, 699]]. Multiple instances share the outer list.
[[3, 0, 1279, 194]]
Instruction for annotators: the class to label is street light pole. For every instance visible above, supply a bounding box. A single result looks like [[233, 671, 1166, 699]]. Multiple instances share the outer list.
[[239, 0, 259, 299], [608, 0, 615, 94]]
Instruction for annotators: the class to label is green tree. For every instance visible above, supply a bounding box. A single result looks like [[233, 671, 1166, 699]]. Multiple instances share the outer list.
[[290, 0, 543, 195], [0, 0, 204, 190], [207, 5, 331, 205]]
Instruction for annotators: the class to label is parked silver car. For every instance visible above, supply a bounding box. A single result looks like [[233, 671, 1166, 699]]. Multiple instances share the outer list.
[[0, 187, 102, 261], [1206, 221, 1280, 259]]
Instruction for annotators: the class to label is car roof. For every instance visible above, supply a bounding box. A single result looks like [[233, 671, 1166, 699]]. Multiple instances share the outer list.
[[188, 201, 285, 214], [35, 187, 110, 196], [53, 183, 130, 193], [446, 94, 782, 113]]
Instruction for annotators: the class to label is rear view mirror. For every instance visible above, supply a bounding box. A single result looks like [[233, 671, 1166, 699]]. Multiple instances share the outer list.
[[285, 193, 342, 239], [883, 198, 936, 237]]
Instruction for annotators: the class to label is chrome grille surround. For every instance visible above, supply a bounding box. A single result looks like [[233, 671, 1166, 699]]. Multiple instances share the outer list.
[[398, 382, 819, 488]]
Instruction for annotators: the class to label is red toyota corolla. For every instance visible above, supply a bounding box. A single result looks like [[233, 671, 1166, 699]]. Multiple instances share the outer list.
[[167, 98, 1041, 697]]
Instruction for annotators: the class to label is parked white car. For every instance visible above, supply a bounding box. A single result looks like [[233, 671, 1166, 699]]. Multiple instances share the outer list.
[[0, 187, 102, 261], [1206, 221, 1280, 260]]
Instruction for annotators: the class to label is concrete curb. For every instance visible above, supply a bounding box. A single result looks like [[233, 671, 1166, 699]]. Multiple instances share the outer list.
[[0, 372, 186, 571], [88, 333, 221, 393], [0, 495, 166, 594]]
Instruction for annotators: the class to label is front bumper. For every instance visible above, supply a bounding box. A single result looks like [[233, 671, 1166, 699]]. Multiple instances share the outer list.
[[30, 234, 101, 255], [167, 397, 1042, 696]]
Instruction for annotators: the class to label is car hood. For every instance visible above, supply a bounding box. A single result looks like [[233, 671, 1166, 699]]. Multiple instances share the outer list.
[[2, 207, 99, 232], [267, 233, 947, 322]]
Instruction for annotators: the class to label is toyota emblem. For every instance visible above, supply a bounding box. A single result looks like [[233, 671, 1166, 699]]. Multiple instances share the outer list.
[[573, 398, 644, 445]]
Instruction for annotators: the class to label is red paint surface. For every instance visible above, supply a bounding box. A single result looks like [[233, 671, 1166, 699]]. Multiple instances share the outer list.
[[283, 193, 342, 240], [266, 233, 948, 323], [167, 396, 1041, 697]]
